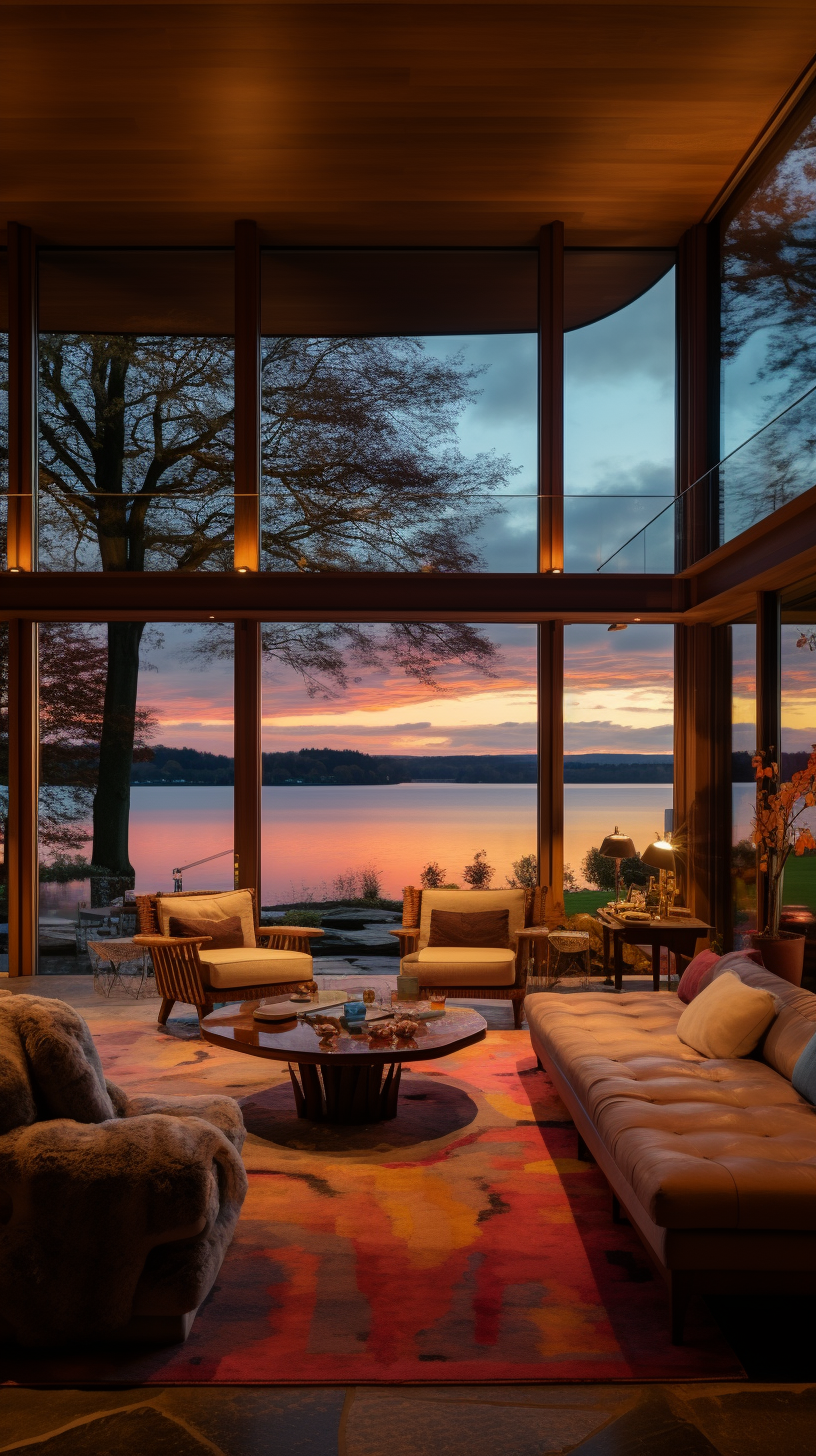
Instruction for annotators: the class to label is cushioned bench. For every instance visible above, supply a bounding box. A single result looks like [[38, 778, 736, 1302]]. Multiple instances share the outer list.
[[525, 959, 816, 1342]]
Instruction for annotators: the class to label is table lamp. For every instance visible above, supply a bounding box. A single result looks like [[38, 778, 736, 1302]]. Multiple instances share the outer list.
[[599, 827, 637, 906], [641, 833, 676, 910]]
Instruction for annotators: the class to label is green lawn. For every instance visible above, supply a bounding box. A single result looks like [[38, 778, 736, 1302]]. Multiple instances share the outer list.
[[563, 889, 610, 917], [782, 856, 816, 912]]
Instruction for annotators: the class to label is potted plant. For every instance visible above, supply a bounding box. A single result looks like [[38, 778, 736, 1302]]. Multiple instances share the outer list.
[[750, 744, 816, 984]]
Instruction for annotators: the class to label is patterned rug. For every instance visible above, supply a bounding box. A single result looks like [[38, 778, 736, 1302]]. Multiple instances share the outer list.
[[1, 982, 743, 1383]]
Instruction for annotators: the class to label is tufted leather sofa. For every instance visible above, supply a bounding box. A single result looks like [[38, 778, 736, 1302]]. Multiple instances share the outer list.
[[525, 959, 816, 1343]]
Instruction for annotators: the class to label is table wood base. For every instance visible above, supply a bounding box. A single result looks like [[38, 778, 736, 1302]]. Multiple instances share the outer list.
[[288, 1059, 403, 1123]]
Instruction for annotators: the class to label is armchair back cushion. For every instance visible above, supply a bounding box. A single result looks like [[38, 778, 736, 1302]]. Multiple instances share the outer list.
[[428, 908, 509, 948], [417, 888, 526, 951], [169, 913, 243, 949], [156, 889, 256, 948]]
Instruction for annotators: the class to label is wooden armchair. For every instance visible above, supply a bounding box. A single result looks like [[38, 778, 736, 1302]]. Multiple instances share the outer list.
[[391, 884, 548, 1029], [134, 889, 324, 1027]]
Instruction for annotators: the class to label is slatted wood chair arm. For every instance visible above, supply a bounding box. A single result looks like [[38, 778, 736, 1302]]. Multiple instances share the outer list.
[[133, 933, 213, 947]]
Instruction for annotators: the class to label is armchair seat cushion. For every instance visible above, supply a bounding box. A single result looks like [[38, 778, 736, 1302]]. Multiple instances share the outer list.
[[404, 946, 516, 986], [198, 946, 312, 989]]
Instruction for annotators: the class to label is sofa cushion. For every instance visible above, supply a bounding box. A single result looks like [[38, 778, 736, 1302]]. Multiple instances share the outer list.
[[713, 960, 816, 1079], [404, 946, 516, 986], [156, 890, 256, 948], [417, 888, 526, 951], [169, 913, 243, 949], [792, 1033, 816, 1104], [677, 971, 778, 1058], [428, 909, 509, 948], [198, 946, 312, 989], [677, 949, 720, 1003]]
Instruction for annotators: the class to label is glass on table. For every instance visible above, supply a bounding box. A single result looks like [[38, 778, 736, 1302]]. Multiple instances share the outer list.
[[429, 991, 448, 1011], [362, 987, 376, 1005]]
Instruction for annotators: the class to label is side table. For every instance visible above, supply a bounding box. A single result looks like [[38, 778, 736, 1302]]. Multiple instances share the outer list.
[[88, 938, 158, 999], [516, 926, 550, 983], [595, 910, 712, 993]]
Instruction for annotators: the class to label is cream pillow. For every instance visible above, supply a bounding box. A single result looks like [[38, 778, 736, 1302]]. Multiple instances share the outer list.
[[677, 970, 778, 1059]]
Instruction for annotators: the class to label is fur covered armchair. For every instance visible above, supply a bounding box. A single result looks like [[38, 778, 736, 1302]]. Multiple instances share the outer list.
[[0, 992, 247, 1348]]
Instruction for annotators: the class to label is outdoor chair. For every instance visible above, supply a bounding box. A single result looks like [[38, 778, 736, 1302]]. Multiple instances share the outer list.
[[134, 888, 324, 1027], [392, 885, 548, 1029]]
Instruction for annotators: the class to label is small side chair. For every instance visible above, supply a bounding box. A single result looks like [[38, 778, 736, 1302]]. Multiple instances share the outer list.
[[134, 888, 324, 1027]]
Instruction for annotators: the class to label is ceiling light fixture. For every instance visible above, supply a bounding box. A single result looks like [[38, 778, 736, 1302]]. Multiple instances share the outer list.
[[608, 623, 627, 632]]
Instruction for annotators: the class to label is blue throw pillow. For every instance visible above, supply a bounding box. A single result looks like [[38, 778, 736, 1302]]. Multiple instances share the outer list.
[[792, 1032, 816, 1103]]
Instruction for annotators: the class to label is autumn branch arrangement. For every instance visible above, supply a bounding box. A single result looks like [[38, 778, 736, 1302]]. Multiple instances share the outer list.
[[752, 745, 816, 936]]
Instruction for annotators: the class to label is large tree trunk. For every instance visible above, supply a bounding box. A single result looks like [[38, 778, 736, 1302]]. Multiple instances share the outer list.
[[91, 621, 145, 877]]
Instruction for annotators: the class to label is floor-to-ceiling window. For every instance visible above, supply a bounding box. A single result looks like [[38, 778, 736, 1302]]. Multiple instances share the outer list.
[[721, 88, 816, 542], [37, 249, 235, 571], [37, 621, 234, 962], [781, 618, 816, 918], [260, 250, 538, 574], [260, 623, 537, 912], [564, 250, 676, 573], [563, 623, 674, 910]]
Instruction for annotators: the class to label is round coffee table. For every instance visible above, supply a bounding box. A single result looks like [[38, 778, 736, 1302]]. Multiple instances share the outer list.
[[200, 1001, 487, 1124]]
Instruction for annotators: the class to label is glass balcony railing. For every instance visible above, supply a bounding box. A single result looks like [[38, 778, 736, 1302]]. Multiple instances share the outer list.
[[597, 383, 816, 573]]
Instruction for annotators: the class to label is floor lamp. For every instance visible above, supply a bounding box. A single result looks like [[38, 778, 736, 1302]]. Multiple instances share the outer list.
[[599, 827, 637, 906]]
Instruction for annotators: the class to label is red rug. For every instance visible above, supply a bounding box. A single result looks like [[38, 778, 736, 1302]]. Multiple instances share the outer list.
[[1, 1028, 742, 1383]]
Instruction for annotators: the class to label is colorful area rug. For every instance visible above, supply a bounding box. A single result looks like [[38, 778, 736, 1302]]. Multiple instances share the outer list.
[[1, 984, 743, 1383]]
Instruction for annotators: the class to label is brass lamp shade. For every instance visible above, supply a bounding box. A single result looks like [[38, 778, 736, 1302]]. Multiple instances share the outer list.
[[599, 829, 636, 861], [641, 837, 676, 872]]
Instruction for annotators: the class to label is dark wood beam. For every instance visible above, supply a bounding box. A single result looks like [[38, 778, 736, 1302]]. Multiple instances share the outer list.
[[681, 481, 816, 623], [0, 571, 684, 622], [6, 223, 38, 977], [539, 222, 563, 573], [234, 218, 260, 573], [673, 624, 732, 946], [756, 591, 781, 931], [233, 619, 261, 906], [538, 621, 563, 922], [6, 620, 38, 977]]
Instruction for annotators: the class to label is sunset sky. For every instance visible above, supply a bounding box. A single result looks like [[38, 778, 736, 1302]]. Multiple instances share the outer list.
[[137, 621, 674, 759]]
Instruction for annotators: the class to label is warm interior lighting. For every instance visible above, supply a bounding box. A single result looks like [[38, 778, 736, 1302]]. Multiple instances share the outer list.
[[8, 567, 22, 574], [236, 566, 249, 574], [641, 836, 676, 871], [608, 622, 627, 631]]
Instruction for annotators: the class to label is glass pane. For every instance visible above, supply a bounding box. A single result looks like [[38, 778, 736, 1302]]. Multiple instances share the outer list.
[[260, 334, 537, 573], [564, 266, 676, 572], [37, 250, 234, 572], [732, 623, 757, 947], [780, 622, 816, 937], [37, 622, 234, 969], [261, 623, 537, 958], [721, 102, 816, 536], [563, 624, 674, 917]]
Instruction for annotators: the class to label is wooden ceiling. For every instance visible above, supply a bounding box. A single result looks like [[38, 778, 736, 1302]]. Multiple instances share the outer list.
[[2, 3, 816, 248]]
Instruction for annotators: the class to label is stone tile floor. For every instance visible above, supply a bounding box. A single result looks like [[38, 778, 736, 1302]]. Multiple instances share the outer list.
[[3, 976, 816, 1453], [3, 1384, 816, 1455]]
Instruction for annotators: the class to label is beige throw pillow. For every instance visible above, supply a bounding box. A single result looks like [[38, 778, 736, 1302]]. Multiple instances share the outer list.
[[677, 970, 778, 1059]]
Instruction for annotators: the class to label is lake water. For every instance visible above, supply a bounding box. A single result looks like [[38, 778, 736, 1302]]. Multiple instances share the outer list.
[[39, 782, 674, 915]]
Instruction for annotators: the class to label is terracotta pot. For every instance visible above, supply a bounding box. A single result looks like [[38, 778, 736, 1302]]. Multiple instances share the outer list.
[[748, 931, 806, 986]]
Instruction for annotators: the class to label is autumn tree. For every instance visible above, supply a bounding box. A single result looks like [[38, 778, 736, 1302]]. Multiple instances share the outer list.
[[36, 331, 511, 878]]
